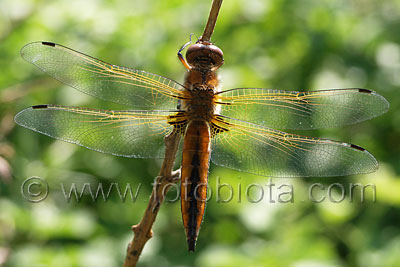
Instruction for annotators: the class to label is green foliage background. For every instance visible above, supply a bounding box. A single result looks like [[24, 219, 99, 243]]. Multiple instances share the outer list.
[[1, 0, 400, 266]]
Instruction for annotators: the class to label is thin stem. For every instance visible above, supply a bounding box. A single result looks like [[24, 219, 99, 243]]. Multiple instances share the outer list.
[[123, 132, 181, 267], [123, 1, 223, 265], [200, 0, 223, 42]]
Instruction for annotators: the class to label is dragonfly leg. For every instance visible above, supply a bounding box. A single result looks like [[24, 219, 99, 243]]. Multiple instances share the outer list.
[[178, 39, 192, 70]]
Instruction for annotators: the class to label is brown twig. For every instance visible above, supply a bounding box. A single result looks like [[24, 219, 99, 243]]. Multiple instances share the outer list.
[[123, 132, 181, 267], [123, 1, 223, 265], [200, 0, 223, 42]]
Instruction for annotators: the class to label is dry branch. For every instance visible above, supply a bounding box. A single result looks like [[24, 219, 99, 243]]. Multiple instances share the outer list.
[[123, 0, 223, 265], [200, 0, 223, 42], [123, 132, 181, 267]]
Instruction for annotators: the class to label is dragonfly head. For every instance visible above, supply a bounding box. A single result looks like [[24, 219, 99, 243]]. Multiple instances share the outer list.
[[186, 42, 224, 70]]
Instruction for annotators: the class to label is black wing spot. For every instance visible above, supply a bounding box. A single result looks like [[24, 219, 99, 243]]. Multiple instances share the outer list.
[[41, 42, 56, 47], [358, 89, 372, 94], [211, 123, 229, 135], [32, 104, 49, 109], [350, 144, 365, 151]]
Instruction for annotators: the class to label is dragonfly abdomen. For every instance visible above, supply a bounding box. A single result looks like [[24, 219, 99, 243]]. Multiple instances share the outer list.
[[181, 120, 211, 251]]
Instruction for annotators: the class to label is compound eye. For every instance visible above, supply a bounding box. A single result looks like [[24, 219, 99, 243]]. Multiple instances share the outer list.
[[208, 45, 224, 68], [186, 43, 224, 69]]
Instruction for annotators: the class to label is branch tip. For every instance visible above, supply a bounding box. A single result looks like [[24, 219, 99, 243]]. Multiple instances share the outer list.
[[131, 224, 140, 233], [200, 0, 223, 42]]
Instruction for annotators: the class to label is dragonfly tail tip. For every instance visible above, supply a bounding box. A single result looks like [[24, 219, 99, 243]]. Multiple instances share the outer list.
[[187, 238, 197, 252]]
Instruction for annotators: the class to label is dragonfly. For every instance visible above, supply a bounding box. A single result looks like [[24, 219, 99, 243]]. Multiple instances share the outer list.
[[15, 40, 389, 251]]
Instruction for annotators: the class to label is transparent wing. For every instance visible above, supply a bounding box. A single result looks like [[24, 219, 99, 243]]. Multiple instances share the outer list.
[[211, 115, 378, 177], [20, 42, 187, 109], [15, 105, 183, 158], [216, 88, 389, 130]]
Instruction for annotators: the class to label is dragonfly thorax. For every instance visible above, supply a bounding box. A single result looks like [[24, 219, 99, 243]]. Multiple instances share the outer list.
[[183, 88, 216, 122]]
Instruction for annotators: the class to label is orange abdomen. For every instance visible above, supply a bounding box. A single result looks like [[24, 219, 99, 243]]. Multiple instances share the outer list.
[[181, 120, 211, 251]]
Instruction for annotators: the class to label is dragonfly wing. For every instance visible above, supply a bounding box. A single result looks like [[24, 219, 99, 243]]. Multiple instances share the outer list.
[[15, 105, 183, 158], [216, 88, 389, 130], [21, 42, 186, 109], [210, 115, 378, 177]]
